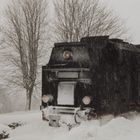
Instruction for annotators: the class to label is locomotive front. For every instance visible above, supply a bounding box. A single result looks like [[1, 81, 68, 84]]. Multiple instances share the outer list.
[[41, 42, 96, 126], [41, 36, 140, 126]]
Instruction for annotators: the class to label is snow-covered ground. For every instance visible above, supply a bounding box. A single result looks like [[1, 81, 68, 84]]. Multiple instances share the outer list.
[[0, 111, 140, 140]]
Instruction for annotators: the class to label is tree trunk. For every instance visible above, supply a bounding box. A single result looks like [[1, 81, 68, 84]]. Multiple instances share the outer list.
[[25, 88, 33, 110], [25, 93, 30, 110]]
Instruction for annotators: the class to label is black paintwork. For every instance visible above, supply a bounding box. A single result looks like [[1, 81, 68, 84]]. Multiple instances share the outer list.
[[42, 36, 140, 115]]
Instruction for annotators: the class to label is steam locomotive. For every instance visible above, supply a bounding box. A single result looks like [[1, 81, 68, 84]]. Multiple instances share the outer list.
[[41, 36, 140, 127]]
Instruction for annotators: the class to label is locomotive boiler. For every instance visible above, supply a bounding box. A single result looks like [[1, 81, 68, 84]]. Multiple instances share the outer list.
[[41, 36, 140, 127]]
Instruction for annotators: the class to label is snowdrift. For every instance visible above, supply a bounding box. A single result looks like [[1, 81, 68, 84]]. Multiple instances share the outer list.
[[0, 111, 140, 140]]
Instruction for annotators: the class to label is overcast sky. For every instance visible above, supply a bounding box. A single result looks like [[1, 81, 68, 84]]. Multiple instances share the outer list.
[[0, 0, 140, 44], [102, 0, 140, 44]]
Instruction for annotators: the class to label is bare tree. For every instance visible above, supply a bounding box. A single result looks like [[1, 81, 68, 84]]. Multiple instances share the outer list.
[[54, 0, 127, 42], [3, 0, 48, 110]]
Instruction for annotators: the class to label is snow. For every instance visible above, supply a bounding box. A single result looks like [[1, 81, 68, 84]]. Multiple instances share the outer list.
[[0, 124, 10, 134], [0, 111, 140, 140]]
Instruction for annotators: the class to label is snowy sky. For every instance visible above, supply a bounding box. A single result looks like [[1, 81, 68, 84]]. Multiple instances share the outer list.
[[101, 0, 140, 44], [0, 0, 140, 43]]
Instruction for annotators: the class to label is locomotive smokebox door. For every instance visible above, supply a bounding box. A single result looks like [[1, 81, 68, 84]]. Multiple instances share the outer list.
[[57, 82, 75, 105]]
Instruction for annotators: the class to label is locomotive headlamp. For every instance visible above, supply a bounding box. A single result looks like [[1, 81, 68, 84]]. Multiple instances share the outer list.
[[63, 51, 73, 60], [82, 96, 91, 105], [42, 95, 53, 103]]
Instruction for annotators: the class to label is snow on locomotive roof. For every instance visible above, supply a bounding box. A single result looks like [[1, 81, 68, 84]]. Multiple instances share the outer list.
[[54, 42, 85, 47], [54, 36, 140, 53], [110, 39, 140, 53], [81, 36, 109, 43]]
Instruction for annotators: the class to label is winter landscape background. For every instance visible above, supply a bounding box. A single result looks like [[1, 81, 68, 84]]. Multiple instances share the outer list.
[[0, 111, 140, 140], [0, 0, 140, 113], [0, 0, 140, 140]]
